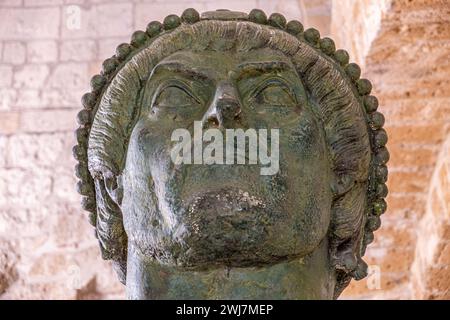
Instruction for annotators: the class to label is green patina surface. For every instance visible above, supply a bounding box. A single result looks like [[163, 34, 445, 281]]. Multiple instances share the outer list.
[[74, 9, 389, 299]]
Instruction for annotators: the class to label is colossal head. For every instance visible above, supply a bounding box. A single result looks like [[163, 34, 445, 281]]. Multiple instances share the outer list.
[[74, 9, 389, 299]]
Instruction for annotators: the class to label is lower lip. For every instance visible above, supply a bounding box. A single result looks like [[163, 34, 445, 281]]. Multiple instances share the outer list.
[[186, 188, 266, 215]]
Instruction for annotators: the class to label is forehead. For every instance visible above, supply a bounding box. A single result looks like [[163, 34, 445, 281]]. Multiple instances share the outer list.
[[153, 47, 296, 80]]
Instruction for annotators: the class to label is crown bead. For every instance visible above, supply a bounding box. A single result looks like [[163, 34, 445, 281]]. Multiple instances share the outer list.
[[320, 37, 336, 55], [181, 8, 200, 24], [248, 9, 267, 24], [268, 13, 287, 29], [286, 20, 304, 35], [304, 28, 320, 45]]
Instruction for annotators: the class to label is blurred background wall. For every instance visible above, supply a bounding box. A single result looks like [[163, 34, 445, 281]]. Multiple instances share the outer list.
[[0, 0, 448, 299]]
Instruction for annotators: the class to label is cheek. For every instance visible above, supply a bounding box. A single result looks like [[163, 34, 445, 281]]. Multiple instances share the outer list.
[[286, 115, 323, 155], [282, 111, 330, 181], [122, 121, 178, 244], [122, 120, 174, 214], [132, 119, 175, 165], [281, 112, 332, 237]]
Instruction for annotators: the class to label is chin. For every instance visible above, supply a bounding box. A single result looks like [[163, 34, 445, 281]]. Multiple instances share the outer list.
[[129, 183, 327, 269], [149, 190, 303, 270], [169, 236, 295, 271]]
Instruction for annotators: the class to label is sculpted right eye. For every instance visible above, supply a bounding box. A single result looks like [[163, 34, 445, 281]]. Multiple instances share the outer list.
[[154, 85, 201, 108]]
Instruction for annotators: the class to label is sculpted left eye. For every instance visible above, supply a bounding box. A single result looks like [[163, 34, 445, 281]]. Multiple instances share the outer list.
[[255, 85, 295, 106], [155, 86, 201, 107]]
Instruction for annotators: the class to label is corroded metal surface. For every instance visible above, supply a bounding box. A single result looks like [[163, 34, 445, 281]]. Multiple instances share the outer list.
[[74, 9, 389, 299]]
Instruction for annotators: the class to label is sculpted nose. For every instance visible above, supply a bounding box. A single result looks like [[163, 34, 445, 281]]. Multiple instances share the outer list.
[[202, 81, 242, 129]]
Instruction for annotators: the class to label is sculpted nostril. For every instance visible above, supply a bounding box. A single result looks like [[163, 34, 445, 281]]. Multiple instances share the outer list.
[[207, 116, 219, 127], [204, 81, 243, 128], [217, 99, 241, 119]]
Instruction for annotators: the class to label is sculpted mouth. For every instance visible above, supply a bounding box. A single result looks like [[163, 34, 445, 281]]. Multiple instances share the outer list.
[[186, 188, 267, 217], [165, 186, 288, 269]]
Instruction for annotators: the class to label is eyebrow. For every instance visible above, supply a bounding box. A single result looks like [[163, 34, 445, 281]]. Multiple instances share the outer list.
[[152, 61, 210, 81], [236, 61, 292, 81]]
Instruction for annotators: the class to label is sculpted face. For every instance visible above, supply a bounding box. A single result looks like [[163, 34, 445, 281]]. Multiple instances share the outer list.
[[79, 12, 385, 299], [121, 47, 333, 269]]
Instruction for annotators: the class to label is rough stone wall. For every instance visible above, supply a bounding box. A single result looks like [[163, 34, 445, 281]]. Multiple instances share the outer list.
[[333, 0, 450, 299], [0, 0, 129, 297], [331, 0, 391, 67], [411, 135, 450, 299], [1, 0, 449, 300]]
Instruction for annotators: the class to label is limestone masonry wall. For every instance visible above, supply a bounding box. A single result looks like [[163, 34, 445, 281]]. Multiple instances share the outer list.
[[0, 0, 448, 299], [333, 0, 450, 299]]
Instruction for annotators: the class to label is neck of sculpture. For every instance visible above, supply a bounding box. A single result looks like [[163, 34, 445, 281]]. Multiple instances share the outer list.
[[125, 239, 336, 299]]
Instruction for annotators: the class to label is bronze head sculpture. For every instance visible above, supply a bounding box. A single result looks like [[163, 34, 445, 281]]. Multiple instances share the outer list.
[[73, 9, 389, 299]]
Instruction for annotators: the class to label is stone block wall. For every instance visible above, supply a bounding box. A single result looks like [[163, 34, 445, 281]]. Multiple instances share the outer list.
[[0, 0, 448, 299], [332, 0, 450, 299]]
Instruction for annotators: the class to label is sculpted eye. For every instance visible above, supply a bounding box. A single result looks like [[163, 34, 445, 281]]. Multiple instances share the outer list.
[[154, 85, 201, 108], [252, 80, 296, 107]]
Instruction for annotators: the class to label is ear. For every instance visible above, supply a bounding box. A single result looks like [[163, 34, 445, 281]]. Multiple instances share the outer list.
[[104, 173, 123, 206], [330, 172, 355, 197], [329, 181, 369, 299], [93, 173, 128, 282], [331, 239, 368, 280]]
